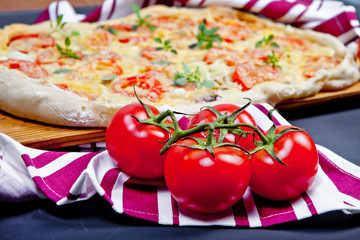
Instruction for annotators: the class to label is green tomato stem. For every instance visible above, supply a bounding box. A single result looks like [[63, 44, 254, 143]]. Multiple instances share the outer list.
[[159, 121, 268, 155]]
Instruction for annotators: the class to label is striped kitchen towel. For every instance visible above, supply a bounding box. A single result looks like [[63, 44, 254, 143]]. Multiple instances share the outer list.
[[1, 103, 359, 227], [34, 0, 360, 52]]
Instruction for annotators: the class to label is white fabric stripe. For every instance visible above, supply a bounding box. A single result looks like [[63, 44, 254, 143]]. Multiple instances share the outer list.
[[81, 151, 115, 198], [351, 19, 360, 27], [157, 187, 174, 225], [341, 193, 360, 209], [258, 103, 290, 126], [245, 104, 273, 131], [317, 145, 360, 178], [277, 4, 307, 23], [187, 0, 203, 6], [79, 142, 106, 149], [111, 172, 130, 213], [290, 196, 313, 220], [250, 0, 274, 13], [48, 1, 84, 22], [199, 0, 251, 8], [0, 134, 45, 198], [48, 1, 58, 21], [346, 41, 359, 54], [306, 167, 347, 214], [338, 27, 360, 44], [27, 152, 89, 178], [0, 133, 44, 159], [56, 1, 79, 22], [111, 0, 128, 19], [178, 206, 236, 226], [57, 167, 97, 205], [344, 5, 357, 13], [64, 154, 114, 202], [299, 1, 341, 29], [242, 188, 262, 227], [99, 0, 116, 21]]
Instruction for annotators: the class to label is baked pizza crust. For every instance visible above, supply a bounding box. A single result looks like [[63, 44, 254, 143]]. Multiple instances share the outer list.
[[0, 67, 117, 127], [0, 5, 359, 127]]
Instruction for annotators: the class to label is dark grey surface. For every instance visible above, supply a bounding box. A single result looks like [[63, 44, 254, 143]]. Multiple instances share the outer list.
[[0, 2, 360, 240]]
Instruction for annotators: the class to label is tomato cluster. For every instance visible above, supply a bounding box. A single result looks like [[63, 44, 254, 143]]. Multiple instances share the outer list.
[[106, 100, 319, 214]]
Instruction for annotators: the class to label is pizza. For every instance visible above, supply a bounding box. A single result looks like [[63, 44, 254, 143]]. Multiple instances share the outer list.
[[0, 5, 359, 127]]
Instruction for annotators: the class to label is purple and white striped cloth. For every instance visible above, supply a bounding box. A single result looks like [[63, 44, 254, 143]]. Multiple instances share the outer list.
[[34, 0, 360, 52], [1, 103, 359, 227]]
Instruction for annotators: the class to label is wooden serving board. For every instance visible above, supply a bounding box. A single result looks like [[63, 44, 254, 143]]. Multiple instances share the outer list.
[[1, 81, 359, 150], [0, 111, 106, 149]]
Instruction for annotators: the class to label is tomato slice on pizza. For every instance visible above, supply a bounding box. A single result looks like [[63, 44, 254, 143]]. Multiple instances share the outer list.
[[0, 59, 49, 78]]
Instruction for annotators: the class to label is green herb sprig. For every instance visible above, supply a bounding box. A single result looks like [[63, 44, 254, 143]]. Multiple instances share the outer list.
[[56, 36, 80, 59], [50, 15, 79, 36], [263, 50, 281, 69], [174, 62, 214, 88], [154, 38, 177, 54], [50, 15, 81, 59], [101, 73, 117, 85], [50, 15, 66, 34], [131, 3, 156, 32], [189, 21, 222, 49], [256, 34, 279, 48]]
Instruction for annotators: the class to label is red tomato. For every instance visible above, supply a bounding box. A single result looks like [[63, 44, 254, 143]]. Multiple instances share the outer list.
[[148, 16, 196, 30], [203, 47, 243, 66], [243, 48, 281, 61], [187, 104, 259, 151], [8, 33, 55, 53], [249, 125, 319, 201], [232, 61, 279, 91], [0, 59, 48, 79], [275, 36, 310, 51], [83, 29, 113, 50], [112, 72, 165, 102], [118, 36, 148, 43], [164, 138, 251, 213], [89, 51, 121, 62], [208, 21, 250, 42], [106, 24, 132, 32], [106, 103, 172, 179], [36, 48, 83, 66], [141, 47, 169, 61], [302, 56, 340, 78]]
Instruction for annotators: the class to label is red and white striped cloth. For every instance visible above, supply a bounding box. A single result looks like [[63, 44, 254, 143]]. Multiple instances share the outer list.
[[34, 0, 360, 52], [1, 103, 360, 227]]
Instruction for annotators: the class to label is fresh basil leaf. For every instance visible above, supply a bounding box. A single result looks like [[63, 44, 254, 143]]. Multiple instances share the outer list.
[[154, 37, 162, 43], [151, 60, 172, 65], [71, 31, 80, 36], [174, 77, 187, 86], [106, 28, 119, 35], [54, 69, 72, 74], [102, 73, 117, 81], [203, 79, 214, 88], [182, 62, 191, 75]]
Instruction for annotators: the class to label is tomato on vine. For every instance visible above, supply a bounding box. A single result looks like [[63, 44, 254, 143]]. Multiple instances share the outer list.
[[187, 102, 259, 151], [249, 112, 319, 201], [106, 92, 176, 179], [164, 137, 251, 213]]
